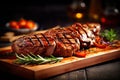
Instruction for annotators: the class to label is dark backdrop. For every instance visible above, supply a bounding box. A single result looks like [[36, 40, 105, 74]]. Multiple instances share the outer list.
[[0, 0, 119, 31]]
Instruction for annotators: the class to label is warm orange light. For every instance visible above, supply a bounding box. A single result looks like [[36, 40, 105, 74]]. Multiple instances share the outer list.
[[93, 14, 99, 19], [75, 13, 83, 19]]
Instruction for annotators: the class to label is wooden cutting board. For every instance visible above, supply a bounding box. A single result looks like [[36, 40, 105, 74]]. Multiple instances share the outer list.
[[0, 47, 120, 80]]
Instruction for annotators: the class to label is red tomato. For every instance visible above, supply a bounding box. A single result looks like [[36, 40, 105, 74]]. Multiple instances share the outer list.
[[94, 36, 107, 48], [75, 51, 87, 57], [25, 20, 35, 29], [9, 21, 19, 29], [18, 19, 27, 28], [93, 42, 107, 48]]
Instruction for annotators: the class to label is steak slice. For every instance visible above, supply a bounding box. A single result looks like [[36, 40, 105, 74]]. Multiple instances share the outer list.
[[12, 33, 56, 56], [53, 33, 80, 57], [12, 23, 101, 57]]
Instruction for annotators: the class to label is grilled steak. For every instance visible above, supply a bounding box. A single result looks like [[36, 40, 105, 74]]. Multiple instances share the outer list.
[[12, 23, 101, 57]]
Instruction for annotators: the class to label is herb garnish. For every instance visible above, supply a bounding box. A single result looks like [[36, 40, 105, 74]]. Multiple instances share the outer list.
[[14, 53, 63, 65], [101, 29, 118, 42]]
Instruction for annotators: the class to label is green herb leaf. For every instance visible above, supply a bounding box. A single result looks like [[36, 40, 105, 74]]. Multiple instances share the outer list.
[[14, 53, 63, 65], [101, 29, 118, 42]]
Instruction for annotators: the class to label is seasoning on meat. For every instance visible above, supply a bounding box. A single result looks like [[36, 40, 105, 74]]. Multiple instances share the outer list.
[[12, 23, 101, 57]]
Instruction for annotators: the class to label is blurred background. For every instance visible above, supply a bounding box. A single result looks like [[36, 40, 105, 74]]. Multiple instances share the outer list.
[[0, 0, 120, 39]]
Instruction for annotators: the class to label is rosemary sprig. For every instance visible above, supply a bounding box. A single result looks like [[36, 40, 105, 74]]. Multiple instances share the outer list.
[[101, 29, 118, 42], [14, 53, 63, 65]]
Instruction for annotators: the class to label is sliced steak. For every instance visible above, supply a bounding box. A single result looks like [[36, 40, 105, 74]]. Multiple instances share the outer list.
[[12, 23, 101, 57]]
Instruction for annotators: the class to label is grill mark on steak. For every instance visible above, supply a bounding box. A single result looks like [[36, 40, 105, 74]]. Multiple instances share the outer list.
[[56, 33, 63, 43], [28, 37, 34, 45], [63, 33, 73, 51], [65, 28, 79, 43], [76, 23, 89, 38], [67, 27, 83, 45], [68, 25, 91, 48], [63, 33, 79, 51], [56, 33, 76, 44], [74, 25, 89, 41], [41, 33, 50, 46], [71, 25, 87, 40], [86, 23, 95, 34], [52, 38, 57, 55], [63, 33, 73, 44], [77, 24, 92, 41], [12, 23, 101, 57], [70, 26, 85, 42], [72, 24, 91, 48], [34, 34, 44, 47], [74, 27, 82, 37], [56, 33, 72, 51]]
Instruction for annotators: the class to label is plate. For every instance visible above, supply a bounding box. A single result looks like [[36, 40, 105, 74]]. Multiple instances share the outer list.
[[6, 23, 38, 34]]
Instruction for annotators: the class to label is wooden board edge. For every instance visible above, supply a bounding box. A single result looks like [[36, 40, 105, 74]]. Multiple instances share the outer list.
[[0, 48, 120, 80], [34, 50, 120, 79]]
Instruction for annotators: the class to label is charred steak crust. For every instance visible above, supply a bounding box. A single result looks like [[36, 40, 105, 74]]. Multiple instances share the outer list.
[[12, 23, 101, 57]]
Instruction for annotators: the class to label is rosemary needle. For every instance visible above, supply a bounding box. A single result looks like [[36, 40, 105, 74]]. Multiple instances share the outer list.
[[14, 53, 63, 65]]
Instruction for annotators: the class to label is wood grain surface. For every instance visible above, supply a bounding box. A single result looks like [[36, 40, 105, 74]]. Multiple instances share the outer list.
[[0, 48, 120, 80]]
